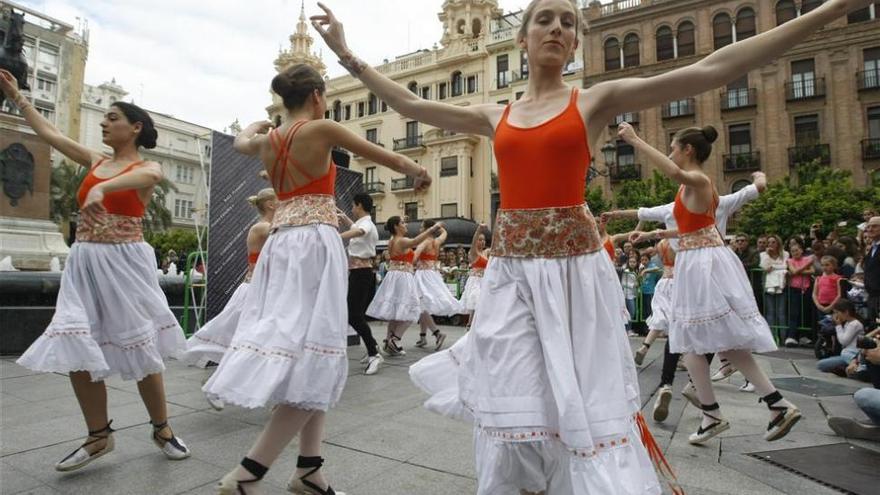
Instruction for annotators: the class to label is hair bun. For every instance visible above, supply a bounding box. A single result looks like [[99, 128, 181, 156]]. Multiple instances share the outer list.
[[246, 195, 258, 206], [700, 125, 718, 144]]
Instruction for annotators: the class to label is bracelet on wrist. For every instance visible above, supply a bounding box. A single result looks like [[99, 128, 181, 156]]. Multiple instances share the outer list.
[[338, 52, 367, 78]]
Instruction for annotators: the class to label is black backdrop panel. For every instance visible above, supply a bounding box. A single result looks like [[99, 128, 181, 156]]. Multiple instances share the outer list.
[[206, 134, 362, 321]]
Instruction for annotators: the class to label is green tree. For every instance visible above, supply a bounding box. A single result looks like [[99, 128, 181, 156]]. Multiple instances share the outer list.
[[605, 170, 678, 233], [736, 162, 878, 240], [145, 228, 199, 257]]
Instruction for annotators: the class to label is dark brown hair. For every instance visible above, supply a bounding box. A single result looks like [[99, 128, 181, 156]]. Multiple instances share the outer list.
[[674, 125, 718, 164], [271, 64, 326, 110], [111, 102, 157, 149]]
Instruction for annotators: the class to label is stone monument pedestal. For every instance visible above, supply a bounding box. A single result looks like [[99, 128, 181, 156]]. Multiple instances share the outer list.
[[0, 115, 69, 270]]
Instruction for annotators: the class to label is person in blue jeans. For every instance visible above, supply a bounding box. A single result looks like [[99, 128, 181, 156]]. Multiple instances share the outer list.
[[638, 251, 662, 334], [816, 300, 864, 374], [827, 339, 880, 441], [620, 256, 640, 334]]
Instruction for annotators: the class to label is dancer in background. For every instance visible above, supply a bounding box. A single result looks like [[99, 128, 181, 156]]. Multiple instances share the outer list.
[[184, 187, 277, 409], [413, 220, 460, 351], [460, 224, 490, 329], [206, 63, 429, 495], [2, 69, 190, 471], [367, 217, 443, 355], [337, 193, 383, 375], [618, 122, 799, 445], [313, 0, 869, 490]]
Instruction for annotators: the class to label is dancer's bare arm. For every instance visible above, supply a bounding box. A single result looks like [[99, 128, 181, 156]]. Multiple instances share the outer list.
[[617, 123, 709, 190], [0, 69, 101, 167], [396, 223, 444, 251], [468, 224, 487, 263], [311, 3, 499, 136], [247, 222, 271, 253], [233, 121, 273, 156], [80, 163, 163, 213], [587, 0, 870, 123]]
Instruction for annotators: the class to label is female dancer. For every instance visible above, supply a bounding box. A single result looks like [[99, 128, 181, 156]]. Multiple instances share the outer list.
[[1, 69, 190, 471], [367, 217, 442, 355], [312, 0, 869, 490], [184, 187, 277, 409], [618, 122, 799, 444], [461, 224, 490, 327], [204, 63, 429, 495], [413, 220, 460, 351], [634, 239, 676, 366]]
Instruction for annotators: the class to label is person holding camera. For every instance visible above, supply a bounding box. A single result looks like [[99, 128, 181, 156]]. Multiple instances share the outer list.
[[816, 300, 865, 375], [827, 330, 880, 441]]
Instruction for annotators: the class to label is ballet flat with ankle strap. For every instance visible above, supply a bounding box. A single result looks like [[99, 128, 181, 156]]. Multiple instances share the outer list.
[[55, 421, 115, 472], [151, 420, 190, 460], [688, 403, 730, 445]]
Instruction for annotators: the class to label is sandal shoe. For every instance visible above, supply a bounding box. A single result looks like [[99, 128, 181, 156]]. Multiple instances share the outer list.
[[433, 330, 447, 351], [287, 456, 346, 495], [710, 360, 737, 382], [414, 334, 428, 348], [218, 457, 267, 495], [688, 403, 730, 444], [761, 392, 801, 441], [151, 421, 190, 460], [55, 421, 115, 472], [634, 344, 649, 366]]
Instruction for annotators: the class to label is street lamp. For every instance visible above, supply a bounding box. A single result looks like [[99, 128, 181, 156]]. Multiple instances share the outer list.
[[601, 141, 617, 167]]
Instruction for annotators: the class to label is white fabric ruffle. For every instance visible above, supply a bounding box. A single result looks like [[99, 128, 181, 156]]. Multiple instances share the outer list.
[[203, 224, 348, 410], [366, 270, 421, 322], [17, 241, 185, 382], [183, 282, 250, 365], [460, 275, 483, 311], [645, 278, 673, 332], [414, 269, 462, 316], [670, 245, 777, 355]]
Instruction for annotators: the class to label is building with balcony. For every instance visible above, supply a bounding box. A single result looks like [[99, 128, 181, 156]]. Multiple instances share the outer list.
[[583, 0, 880, 191]]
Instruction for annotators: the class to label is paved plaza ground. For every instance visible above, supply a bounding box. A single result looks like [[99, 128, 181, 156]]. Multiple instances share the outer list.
[[1, 324, 878, 494]]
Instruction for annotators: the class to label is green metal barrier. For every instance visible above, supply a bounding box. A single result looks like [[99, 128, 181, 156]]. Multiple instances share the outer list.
[[181, 251, 207, 337]]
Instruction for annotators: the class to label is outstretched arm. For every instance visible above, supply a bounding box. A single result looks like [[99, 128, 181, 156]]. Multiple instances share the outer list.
[[233, 121, 273, 156], [311, 3, 498, 136], [395, 223, 443, 251], [617, 123, 709, 189], [468, 224, 487, 263], [0, 69, 101, 167], [80, 163, 163, 214], [589, 0, 870, 122]]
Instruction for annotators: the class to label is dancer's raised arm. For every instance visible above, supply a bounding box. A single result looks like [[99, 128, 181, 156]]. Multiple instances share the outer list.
[[588, 0, 871, 123], [1, 69, 103, 167], [311, 3, 498, 137], [468, 224, 487, 263], [617, 123, 708, 189]]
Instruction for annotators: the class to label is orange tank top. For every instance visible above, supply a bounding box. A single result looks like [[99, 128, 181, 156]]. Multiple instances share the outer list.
[[269, 121, 336, 201], [247, 252, 259, 265], [494, 88, 590, 210], [76, 159, 147, 217], [673, 186, 718, 234], [420, 253, 438, 262], [603, 236, 616, 262], [471, 255, 488, 269], [390, 250, 415, 264]]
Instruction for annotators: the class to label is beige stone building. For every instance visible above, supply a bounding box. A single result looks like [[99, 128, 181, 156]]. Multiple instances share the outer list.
[[270, 0, 584, 224], [584, 0, 880, 193]]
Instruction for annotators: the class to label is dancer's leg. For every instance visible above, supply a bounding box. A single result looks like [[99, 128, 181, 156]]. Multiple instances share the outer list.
[[722, 350, 795, 410], [644, 329, 661, 347], [136, 373, 168, 426], [659, 341, 680, 387], [683, 353, 722, 429], [348, 269, 379, 356], [227, 405, 315, 481], [70, 371, 110, 454], [293, 411, 331, 490]]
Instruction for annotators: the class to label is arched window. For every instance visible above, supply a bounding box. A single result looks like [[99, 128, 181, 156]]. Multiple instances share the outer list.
[[604, 37, 621, 71], [407, 81, 418, 94], [713, 13, 733, 49], [802, 0, 823, 14], [623, 33, 640, 68], [677, 21, 695, 57], [736, 8, 756, 41], [367, 93, 378, 115], [451, 71, 463, 97], [332, 100, 341, 122], [731, 179, 751, 193], [656, 26, 674, 62], [456, 19, 466, 34], [472, 18, 482, 37], [775, 0, 797, 25]]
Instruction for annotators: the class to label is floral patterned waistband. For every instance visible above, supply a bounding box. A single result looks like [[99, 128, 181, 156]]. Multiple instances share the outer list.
[[271, 194, 338, 230], [678, 225, 724, 251], [415, 260, 437, 271], [348, 256, 373, 270], [388, 260, 414, 273], [75, 212, 144, 243], [491, 203, 602, 258]]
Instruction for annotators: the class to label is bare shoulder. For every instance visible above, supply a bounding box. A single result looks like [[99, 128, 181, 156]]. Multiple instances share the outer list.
[[249, 221, 272, 236]]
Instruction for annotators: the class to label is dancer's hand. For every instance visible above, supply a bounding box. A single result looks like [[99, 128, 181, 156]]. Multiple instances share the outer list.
[[413, 166, 431, 193], [81, 185, 107, 215], [600, 211, 617, 223], [246, 121, 274, 135], [752, 171, 767, 192], [630, 231, 653, 245], [479, 223, 488, 233], [617, 122, 638, 144], [0, 69, 20, 99], [311, 3, 350, 57]]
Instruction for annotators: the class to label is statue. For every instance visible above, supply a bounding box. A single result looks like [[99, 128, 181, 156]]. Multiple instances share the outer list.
[[0, 10, 30, 107], [0, 142, 35, 206]]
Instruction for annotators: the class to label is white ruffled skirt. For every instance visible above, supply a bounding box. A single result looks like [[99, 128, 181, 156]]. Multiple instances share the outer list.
[[645, 278, 673, 333], [366, 270, 421, 322], [670, 245, 777, 355], [183, 282, 250, 365], [460, 274, 483, 311], [414, 269, 462, 316], [203, 224, 348, 410], [17, 241, 185, 382], [410, 254, 661, 494]]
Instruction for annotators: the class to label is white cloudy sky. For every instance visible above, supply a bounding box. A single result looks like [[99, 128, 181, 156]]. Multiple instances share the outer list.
[[15, 0, 582, 131]]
